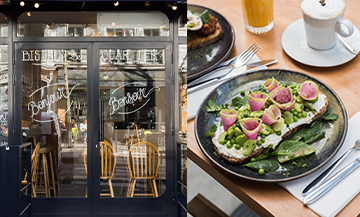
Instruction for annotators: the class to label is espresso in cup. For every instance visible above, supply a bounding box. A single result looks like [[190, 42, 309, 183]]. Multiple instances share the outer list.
[[301, 0, 354, 50]]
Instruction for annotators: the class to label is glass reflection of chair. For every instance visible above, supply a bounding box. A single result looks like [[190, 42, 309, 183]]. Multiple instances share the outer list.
[[127, 141, 161, 197], [83, 141, 116, 197], [22, 142, 41, 197]]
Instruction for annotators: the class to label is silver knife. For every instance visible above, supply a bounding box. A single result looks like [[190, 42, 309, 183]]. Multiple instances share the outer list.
[[303, 156, 360, 205], [187, 59, 278, 94]]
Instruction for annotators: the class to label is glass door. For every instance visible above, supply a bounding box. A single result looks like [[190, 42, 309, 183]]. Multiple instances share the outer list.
[[16, 42, 174, 216], [16, 43, 93, 215], [93, 43, 175, 216]]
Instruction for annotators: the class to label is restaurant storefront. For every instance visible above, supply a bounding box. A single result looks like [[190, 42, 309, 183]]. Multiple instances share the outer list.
[[0, 1, 187, 216]]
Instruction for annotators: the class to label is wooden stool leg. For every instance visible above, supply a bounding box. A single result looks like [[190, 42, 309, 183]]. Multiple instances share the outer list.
[[109, 179, 114, 198], [42, 154, 50, 197], [49, 152, 57, 197]]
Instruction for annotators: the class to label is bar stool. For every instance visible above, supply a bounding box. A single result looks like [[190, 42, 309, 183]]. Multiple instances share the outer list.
[[39, 146, 57, 197]]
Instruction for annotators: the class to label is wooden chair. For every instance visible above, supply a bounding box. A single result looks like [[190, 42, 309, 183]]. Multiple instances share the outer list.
[[127, 141, 161, 197], [22, 142, 41, 197], [83, 142, 117, 197]]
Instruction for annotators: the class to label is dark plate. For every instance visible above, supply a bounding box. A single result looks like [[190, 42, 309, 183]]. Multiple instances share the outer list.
[[194, 69, 348, 182], [187, 4, 235, 81]]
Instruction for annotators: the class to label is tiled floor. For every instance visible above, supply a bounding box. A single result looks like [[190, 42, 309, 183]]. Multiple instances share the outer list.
[[187, 159, 243, 216]]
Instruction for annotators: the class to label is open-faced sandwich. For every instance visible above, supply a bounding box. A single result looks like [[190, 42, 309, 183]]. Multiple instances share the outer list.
[[206, 77, 339, 175], [187, 9, 223, 51]]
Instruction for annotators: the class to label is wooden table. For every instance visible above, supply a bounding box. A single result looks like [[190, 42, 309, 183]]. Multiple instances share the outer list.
[[187, 0, 360, 216]]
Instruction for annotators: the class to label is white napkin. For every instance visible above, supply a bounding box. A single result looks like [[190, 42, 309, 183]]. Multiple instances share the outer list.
[[279, 112, 360, 217], [187, 55, 262, 120]]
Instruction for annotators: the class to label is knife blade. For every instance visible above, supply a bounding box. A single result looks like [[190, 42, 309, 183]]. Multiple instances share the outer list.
[[188, 59, 277, 88], [303, 156, 360, 205], [187, 59, 278, 94]]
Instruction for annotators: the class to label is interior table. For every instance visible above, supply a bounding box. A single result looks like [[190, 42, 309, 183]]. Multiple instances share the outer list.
[[187, 0, 360, 216]]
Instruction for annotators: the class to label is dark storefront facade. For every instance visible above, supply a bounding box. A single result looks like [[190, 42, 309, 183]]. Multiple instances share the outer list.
[[0, 1, 187, 216]]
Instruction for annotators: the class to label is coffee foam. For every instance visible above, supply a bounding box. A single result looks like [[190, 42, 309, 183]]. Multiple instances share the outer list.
[[301, 0, 345, 18]]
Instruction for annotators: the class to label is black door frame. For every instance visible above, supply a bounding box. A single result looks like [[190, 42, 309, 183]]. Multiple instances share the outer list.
[[0, 2, 186, 216], [13, 41, 175, 216]]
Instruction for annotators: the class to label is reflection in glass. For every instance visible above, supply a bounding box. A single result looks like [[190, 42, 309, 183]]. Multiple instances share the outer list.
[[178, 45, 187, 195], [17, 12, 169, 37], [99, 49, 166, 197], [178, 12, 187, 37], [0, 45, 8, 146], [0, 13, 8, 37], [21, 49, 88, 198]]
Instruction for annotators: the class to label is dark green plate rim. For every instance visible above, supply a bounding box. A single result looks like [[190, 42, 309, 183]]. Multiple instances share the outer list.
[[194, 68, 348, 182]]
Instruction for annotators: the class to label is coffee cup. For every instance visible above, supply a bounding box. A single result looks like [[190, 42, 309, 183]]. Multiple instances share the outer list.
[[301, 0, 354, 50]]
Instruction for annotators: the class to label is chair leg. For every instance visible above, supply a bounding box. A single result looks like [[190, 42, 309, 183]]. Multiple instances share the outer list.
[[152, 179, 158, 197], [109, 179, 114, 198], [130, 179, 136, 197], [127, 179, 133, 197]]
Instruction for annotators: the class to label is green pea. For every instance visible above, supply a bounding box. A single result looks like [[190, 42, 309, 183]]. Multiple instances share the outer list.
[[226, 143, 233, 149], [302, 111, 307, 118], [261, 138, 265, 143], [291, 108, 295, 113], [261, 134, 266, 138], [256, 140, 263, 146], [294, 116, 298, 122], [258, 168, 265, 175], [293, 111, 298, 116], [290, 84, 297, 89], [235, 106, 239, 111], [240, 90, 245, 95], [305, 108, 310, 112], [276, 131, 282, 136], [230, 138, 236, 144], [235, 144, 241, 150], [250, 158, 256, 162], [297, 113, 302, 118]]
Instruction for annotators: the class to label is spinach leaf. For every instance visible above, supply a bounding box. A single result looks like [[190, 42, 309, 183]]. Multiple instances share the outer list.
[[243, 159, 279, 173], [205, 98, 222, 113], [287, 121, 322, 141], [190, 10, 210, 24], [322, 110, 339, 121], [232, 96, 248, 108], [206, 124, 217, 137], [277, 140, 316, 163]]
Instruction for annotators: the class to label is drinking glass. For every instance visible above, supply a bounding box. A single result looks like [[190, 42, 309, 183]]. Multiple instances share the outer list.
[[241, 0, 274, 34]]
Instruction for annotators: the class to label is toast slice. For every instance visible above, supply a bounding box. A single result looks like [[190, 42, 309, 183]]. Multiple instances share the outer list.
[[212, 93, 329, 164], [187, 23, 223, 51]]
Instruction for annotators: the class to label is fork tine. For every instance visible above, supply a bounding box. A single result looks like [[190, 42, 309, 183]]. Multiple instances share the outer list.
[[235, 45, 260, 66], [230, 43, 257, 65]]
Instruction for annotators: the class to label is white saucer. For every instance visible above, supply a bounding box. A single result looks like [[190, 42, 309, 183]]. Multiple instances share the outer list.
[[281, 19, 360, 67]]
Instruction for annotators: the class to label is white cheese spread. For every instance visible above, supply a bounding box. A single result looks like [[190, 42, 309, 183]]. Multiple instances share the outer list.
[[212, 94, 327, 159]]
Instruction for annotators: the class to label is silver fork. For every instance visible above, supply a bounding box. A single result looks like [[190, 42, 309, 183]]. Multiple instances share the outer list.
[[212, 42, 259, 70], [187, 43, 260, 93], [302, 138, 360, 196]]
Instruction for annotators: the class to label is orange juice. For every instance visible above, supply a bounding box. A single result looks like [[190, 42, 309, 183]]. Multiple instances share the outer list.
[[241, 0, 274, 34]]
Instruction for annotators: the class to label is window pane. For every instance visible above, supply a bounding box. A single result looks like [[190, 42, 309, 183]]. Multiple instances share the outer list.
[[17, 11, 169, 37], [178, 12, 186, 37], [21, 49, 87, 198], [99, 49, 166, 198], [0, 45, 8, 146], [0, 13, 8, 37]]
